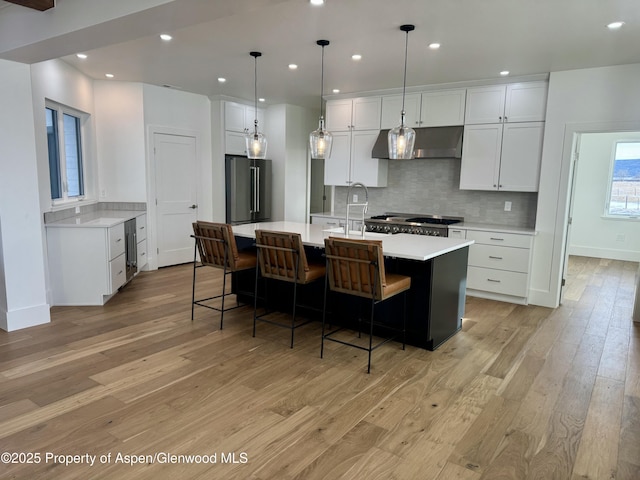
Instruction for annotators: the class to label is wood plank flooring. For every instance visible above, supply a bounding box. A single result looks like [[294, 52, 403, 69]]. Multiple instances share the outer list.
[[0, 256, 638, 479]]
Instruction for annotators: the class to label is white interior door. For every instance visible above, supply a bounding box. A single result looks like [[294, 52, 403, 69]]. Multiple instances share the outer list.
[[154, 133, 198, 267]]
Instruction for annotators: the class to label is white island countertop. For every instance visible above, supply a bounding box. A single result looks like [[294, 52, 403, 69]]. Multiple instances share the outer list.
[[232, 221, 474, 262], [44, 210, 145, 228]]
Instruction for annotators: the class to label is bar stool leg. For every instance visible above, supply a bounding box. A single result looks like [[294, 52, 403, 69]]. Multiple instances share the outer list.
[[191, 241, 197, 322], [367, 299, 375, 374], [321, 275, 329, 359], [253, 258, 260, 338]]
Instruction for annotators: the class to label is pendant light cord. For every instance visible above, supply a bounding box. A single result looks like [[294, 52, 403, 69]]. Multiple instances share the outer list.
[[319, 44, 325, 117], [253, 54, 258, 132], [401, 28, 409, 114]]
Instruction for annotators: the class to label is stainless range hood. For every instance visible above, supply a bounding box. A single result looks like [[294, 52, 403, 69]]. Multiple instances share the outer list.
[[371, 126, 463, 159]]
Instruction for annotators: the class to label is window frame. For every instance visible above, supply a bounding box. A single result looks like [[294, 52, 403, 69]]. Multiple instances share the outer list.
[[45, 101, 88, 206], [604, 140, 640, 220]]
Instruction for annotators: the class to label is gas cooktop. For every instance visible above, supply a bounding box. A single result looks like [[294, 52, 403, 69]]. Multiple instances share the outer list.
[[365, 212, 463, 236]]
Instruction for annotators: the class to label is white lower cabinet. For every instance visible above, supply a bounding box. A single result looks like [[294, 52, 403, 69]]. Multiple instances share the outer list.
[[463, 228, 535, 304], [46, 214, 146, 306]]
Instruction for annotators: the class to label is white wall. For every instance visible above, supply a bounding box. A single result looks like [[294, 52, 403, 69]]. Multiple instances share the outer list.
[[142, 84, 213, 269], [0, 60, 50, 331], [30, 59, 97, 211], [94, 81, 146, 202], [530, 63, 640, 308], [569, 132, 640, 261], [266, 104, 316, 222]]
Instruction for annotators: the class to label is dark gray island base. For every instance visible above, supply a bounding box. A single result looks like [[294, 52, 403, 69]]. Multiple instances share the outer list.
[[233, 234, 469, 351]]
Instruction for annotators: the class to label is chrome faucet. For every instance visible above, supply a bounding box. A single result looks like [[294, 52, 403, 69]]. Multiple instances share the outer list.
[[345, 182, 369, 238]]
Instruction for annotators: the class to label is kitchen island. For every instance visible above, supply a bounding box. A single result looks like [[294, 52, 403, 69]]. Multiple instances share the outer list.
[[232, 222, 473, 350]]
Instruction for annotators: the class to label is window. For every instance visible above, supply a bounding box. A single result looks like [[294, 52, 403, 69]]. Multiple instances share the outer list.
[[46, 103, 85, 202], [606, 141, 640, 217]]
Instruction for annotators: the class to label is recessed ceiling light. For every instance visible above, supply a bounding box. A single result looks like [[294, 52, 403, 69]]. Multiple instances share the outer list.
[[310, 0, 324, 5], [160, 34, 172, 41], [351, 54, 362, 61], [105, 73, 114, 78], [218, 77, 226, 83], [76, 53, 87, 59], [259, 98, 265, 102], [606, 21, 625, 30], [428, 43, 440, 50], [332, 89, 340, 93], [500, 70, 510, 76], [288, 64, 298, 70]]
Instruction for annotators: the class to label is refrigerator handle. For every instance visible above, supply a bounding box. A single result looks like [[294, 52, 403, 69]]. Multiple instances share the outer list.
[[249, 166, 256, 213], [255, 167, 260, 213]]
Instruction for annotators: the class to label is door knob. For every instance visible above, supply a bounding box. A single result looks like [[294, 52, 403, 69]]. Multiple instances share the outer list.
[[189, 204, 198, 209]]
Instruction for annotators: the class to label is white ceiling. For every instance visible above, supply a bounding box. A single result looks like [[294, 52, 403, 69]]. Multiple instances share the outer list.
[[1, 0, 639, 108]]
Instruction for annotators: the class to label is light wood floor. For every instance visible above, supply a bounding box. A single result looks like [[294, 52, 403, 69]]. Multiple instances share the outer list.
[[0, 256, 638, 479]]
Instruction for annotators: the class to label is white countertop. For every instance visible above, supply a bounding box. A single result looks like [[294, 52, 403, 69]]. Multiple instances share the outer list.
[[44, 210, 145, 228], [233, 221, 473, 262], [450, 222, 537, 235]]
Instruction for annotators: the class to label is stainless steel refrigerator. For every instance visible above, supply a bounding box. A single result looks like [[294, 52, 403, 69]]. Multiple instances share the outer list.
[[225, 155, 272, 224]]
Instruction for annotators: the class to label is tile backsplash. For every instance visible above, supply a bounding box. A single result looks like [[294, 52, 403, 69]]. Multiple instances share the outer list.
[[334, 159, 537, 228]]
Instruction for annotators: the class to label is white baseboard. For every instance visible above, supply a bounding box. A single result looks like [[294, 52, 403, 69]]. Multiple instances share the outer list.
[[569, 246, 640, 262], [1, 303, 50, 332]]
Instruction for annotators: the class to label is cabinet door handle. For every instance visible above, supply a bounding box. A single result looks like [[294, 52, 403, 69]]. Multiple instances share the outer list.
[[116, 238, 122, 242], [189, 204, 198, 209], [141, 252, 146, 256], [490, 237, 504, 241], [487, 278, 501, 283], [139, 226, 145, 230], [499, 116, 502, 121], [118, 270, 123, 275], [504, 116, 508, 122], [489, 256, 503, 260]]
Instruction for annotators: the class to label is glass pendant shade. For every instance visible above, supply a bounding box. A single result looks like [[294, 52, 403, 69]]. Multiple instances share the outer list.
[[246, 124, 267, 159], [388, 24, 416, 160], [388, 112, 416, 159], [310, 39, 332, 160], [246, 51, 267, 159], [310, 116, 333, 159]]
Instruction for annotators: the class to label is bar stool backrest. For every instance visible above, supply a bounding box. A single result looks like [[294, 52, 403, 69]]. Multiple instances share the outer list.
[[324, 237, 386, 301], [192, 221, 239, 271], [255, 230, 309, 283]]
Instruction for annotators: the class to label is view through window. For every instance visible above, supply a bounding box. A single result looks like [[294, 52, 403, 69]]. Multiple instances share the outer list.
[[607, 141, 640, 216], [46, 103, 85, 202]]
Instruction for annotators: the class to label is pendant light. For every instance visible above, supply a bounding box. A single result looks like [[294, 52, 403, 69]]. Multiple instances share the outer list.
[[246, 51, 267, 159], [388, 24, 416, 160], [309, 39, 333, 160]]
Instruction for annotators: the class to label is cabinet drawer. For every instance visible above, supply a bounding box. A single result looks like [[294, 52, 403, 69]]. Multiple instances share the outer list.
[[109, 224, 126, 260], [448, 228, 467, 239], [110, 253, 126, 293], [137, 239, 148, 271], [467, 266, 528, 297], [468, 244, 530, 273], [136, 214, 147, 242], [466, 230, 532, 249]]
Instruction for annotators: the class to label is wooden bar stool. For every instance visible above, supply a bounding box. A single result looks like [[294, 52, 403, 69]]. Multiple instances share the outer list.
[[322, 237, 411, 373], [191, 221, 256, 329], [253, 230, 325, 348]]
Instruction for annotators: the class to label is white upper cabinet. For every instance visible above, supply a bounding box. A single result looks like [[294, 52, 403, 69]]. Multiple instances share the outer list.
[[381, 89, 466, 129], [380, 93, 422, 129], [224, 101, 265, 133], [464, 85, 508, 124], [504, 82, 549, 123], [460, 121, 544, 191], [465, 81, 547, 124], [326, 97, 381, 131], [421, 89, 467, 126], [224, 101, 265, 155], [323, 129, 386, 187]]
